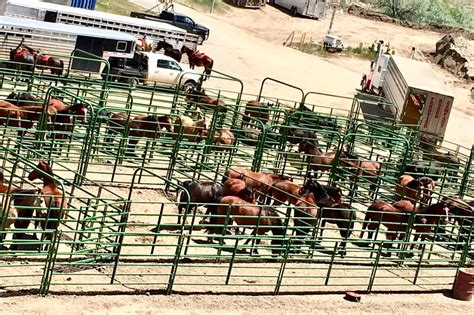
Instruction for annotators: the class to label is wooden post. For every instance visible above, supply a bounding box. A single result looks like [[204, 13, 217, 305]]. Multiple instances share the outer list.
[[211, 0, 216, 13]]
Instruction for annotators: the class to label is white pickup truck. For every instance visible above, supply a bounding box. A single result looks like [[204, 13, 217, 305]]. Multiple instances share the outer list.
[[105, 52, 203, 91]]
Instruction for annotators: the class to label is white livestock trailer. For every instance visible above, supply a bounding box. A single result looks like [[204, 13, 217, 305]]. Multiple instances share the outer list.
[[1, 0, 199, 50], [272, 0, 327, 19], [0, 16, 137, 72], [367, 54, 455, 140]]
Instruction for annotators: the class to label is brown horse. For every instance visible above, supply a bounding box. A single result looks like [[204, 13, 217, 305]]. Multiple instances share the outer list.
[[208, 196, 285, 255], [0, 101, 24, 127], [396, 174, 436, 204], [28, 161, 67, 244], [36, 54, 64, 75], [186, 88, 225, 112], [156, 41, 182, 62], [298, 140, 338, 175], [105, 112, 173, 155], [222, 178, 255, 203], [340, 146, 382, 197], [242, 100, 270, 127], [173, 114, 207, 142], [201, 129, 236, 150], [181, 46, 214, 77], [49, 103, 89, 140], [360, 201, 421, 243]]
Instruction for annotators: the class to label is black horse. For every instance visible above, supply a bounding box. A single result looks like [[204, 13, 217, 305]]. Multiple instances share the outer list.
[[156, 41, 182, 63]]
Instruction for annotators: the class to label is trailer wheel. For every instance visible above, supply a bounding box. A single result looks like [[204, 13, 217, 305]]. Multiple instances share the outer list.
[[197, 35, 205, 45], [183, 80, 196, 94], [291, 6, 297, 16]]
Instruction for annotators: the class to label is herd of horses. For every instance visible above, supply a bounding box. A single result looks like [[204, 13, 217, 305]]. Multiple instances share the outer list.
[[175, 164, 472, 257], [0, 92, 87, 140], [1, 41, 472, 258], [155, 41, 214, 76], [0, 85, 471, 258]]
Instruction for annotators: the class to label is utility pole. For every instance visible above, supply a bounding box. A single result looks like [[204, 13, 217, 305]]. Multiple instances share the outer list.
[[327, 4, 337, 35]]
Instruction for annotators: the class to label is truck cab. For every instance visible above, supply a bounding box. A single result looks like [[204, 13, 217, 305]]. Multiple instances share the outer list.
[[105, 52, 202, 91], [131, 10, 209, 45]]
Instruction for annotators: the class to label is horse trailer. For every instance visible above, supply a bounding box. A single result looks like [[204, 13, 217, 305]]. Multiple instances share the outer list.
[[1, 0, 199, 50], [272, 0, 328, 19], [367, 54, 455, 141], [0, 16, 137, 72]]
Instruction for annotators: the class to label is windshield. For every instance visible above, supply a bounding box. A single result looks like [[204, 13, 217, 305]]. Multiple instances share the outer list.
[[169, 61, 182, 71]]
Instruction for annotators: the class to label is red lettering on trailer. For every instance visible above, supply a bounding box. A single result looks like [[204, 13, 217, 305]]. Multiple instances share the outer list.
[[423, 97, 435, 129], [434, 98, 443, 119], [440, 101, 451, 129]]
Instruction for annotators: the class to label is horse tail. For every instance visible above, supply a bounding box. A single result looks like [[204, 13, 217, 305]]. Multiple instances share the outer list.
[[58, 59, 64, 76], [359, 206, 372, 239], [205, 58, 214, 77]]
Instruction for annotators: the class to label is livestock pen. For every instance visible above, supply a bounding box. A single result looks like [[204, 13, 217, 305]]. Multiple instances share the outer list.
[[0, 52, 472, 296]]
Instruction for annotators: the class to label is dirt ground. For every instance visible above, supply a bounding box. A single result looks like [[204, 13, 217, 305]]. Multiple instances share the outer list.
[[1, 292, 473, 315]]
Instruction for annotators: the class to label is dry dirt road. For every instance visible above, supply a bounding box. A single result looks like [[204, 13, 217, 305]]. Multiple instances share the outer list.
[[2, 291, 473, 314]]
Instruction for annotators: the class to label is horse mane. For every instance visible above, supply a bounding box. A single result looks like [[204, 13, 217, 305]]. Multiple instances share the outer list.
[[418, 202, 445, 215], [142, 114, 159, 122], [59, 102, 86, 114], [406, 178, 421, 189], [38, 161, 54, 176]]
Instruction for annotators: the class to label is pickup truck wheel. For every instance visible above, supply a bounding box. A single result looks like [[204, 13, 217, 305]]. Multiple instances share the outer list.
[[127, 77, 139, 86], [183, 81, 196, 94], [197, 35, 205, 45]]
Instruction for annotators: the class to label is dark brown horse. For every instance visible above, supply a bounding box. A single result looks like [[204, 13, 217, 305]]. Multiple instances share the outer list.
[[242, 100, 270, 127], [156, 41, 182, 62], [36, 54, 64, 75], [186, 88, 225, 112], [105, 112, 173, 156], [298, 140, 338, 176], [396, 174, 435, 204], [176, 180, 223, 225], [209, 196, 285, 255], [181, 46, 214, 77], [410, 202, 450, 249]]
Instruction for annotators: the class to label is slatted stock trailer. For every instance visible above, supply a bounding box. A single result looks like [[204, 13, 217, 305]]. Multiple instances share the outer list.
[[1, 0, 199, 50]]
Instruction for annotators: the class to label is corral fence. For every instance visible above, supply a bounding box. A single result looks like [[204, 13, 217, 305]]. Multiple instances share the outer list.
[[0, 53, 473, 295]]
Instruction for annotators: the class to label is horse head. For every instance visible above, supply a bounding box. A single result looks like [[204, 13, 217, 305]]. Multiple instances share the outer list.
[[159, 115, 174, 132], [28, 160, 54, 181], [240, 185, 255, 203], [420, 202, 450, 225], [65, 102, 88, 123], [181, 45, 191, 55], [5, 92, 20, 105]]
